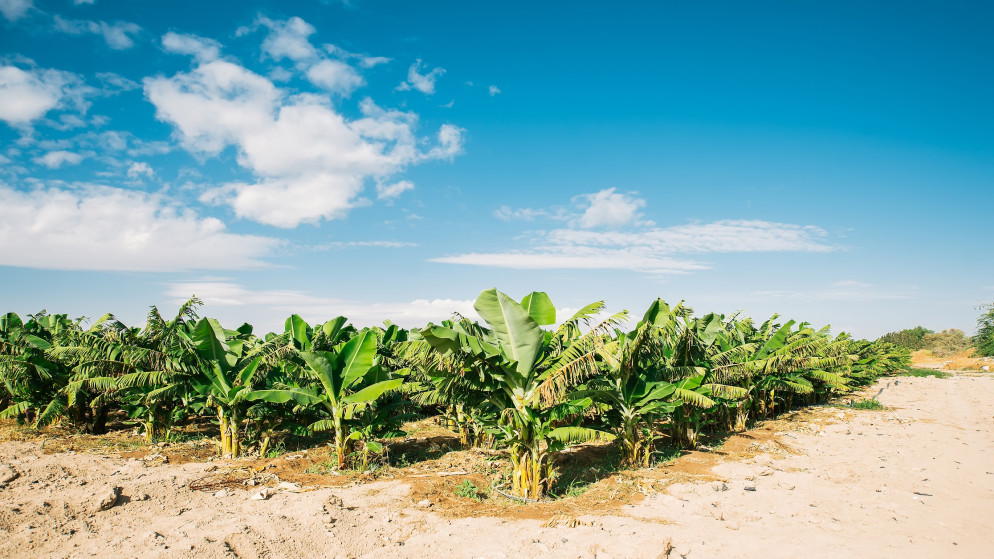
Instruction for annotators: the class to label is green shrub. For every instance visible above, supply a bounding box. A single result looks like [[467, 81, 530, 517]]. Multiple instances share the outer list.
[[975, 303, 994, 357], [900, 368, 951, 379], [850, 399, 885, 410], [454, 479, 483, 501], [922, 329, 971, 357]]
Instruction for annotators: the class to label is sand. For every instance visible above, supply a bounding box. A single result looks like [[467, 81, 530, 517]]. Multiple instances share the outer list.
[[1, 374, 992, 558]]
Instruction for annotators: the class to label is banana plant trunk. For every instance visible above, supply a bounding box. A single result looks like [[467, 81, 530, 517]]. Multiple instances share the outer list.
[[218, 407, 242, 458], [733, 401, 750, 431], [333, 413, 352, 470], [619, 419, 652, 468], [510, 442, 548, 500]]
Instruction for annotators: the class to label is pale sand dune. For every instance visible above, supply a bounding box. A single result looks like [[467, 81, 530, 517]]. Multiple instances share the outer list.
[[1, 375, 992, 558]]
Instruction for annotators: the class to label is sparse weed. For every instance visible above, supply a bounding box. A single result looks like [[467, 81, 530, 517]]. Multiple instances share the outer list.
[[900, 368, 951, 379], [454, 479, 483, 501], [850, 398, 885, 410]]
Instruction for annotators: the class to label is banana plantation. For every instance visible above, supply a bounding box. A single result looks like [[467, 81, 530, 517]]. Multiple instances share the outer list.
[[0, 288, 909, 499]]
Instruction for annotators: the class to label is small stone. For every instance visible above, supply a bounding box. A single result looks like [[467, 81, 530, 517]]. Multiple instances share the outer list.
[[276, 481, 301, 492], [214, 489, 229, 498], [0, 463, 19, 485], [416, 499, 433, 508], [96, 487, 121, 511], [250, 487, 275, 501]]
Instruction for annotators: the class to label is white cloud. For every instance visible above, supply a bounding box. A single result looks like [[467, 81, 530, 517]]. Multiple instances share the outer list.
[[53, 16, 142, 50], [433, 219, 833, 274], [0, 183, 280, 271], [323, 44, 390, 69], [306, 59, 364, 95], [495, 188, 644, 228], [145, 57, 463, 227], [95, 72, 139, 92], [33, 150, 84, 168], [493, 205, 568, 222], [126, 161, 153, 179], [488, 85, 501, 96], [397, 59, 445, 95], [0, 0, 31, 21], [161, 32, 221, 63], [74, 0, 94, 5], [376, 180, 414, 199], [319, 240, 417, 249], [433, 251, 708, 274], [166, 280, 477, 329], [359, 56, 390, 68], [545, 221, 833, 254], [259, 16, 318, 62], [0, 65, 87, 125], [752, 281, 915, 302], [577, 188, 646, 228]]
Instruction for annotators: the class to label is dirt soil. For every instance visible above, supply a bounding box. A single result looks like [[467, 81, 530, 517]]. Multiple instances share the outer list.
[[1, 374, 993, 558]]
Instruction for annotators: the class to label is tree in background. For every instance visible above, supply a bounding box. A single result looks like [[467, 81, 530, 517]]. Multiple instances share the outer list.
[[877, 326, 932, 350], [975, 303, 994, 357], [922, 329, 972, 357]]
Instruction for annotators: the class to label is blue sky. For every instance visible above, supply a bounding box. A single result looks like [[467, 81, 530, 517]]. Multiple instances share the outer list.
[[1, 0, 991, 338]]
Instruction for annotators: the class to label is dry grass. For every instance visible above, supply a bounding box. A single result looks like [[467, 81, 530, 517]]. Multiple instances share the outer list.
[[912, 348, 993, 372]]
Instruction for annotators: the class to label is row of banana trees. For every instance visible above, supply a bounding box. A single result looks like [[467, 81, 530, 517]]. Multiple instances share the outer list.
[[0, 289, 909, 499]]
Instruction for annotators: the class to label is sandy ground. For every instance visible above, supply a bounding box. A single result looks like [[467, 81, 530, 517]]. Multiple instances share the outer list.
[[1, 374, 993, 559]]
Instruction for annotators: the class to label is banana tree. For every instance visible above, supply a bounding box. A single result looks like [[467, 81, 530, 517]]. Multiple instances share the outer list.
[[0, 312, 77, 427], [248, 330, 402, 469], [420, 289, 620, 499]]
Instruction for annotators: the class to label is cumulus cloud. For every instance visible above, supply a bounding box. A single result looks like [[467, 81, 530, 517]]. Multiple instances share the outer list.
[[0, 65, 88, 125], [126, 161, 153, 179], [0, 0, 31, 21], [258, 16, 318, 62], [488, 85, 501, 96], [0, 183, 280, 271], [33, 150, 84, 168], [577, 188, 646, 228], [53, 16, 142, 50], [305, 59, 364, 95], [161, 32, 221, 63], [166, 280, 477, 329], [397, 60, 445, 95], [145, 53, 463, 227]]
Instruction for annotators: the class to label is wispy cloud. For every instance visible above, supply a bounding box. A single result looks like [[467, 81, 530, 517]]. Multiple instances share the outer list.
[[396, 59, 445, 95], [376, 180, 414, 199], [488, 85, 501, 96], [440, 188, 833, 274], [33, 150, 85, 168], [317, 240, 418, 249], [53, 16, 142, 50], [751, 281, 915, 302], [494, 188, 647, 228], [166, 280, 476, 328]]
